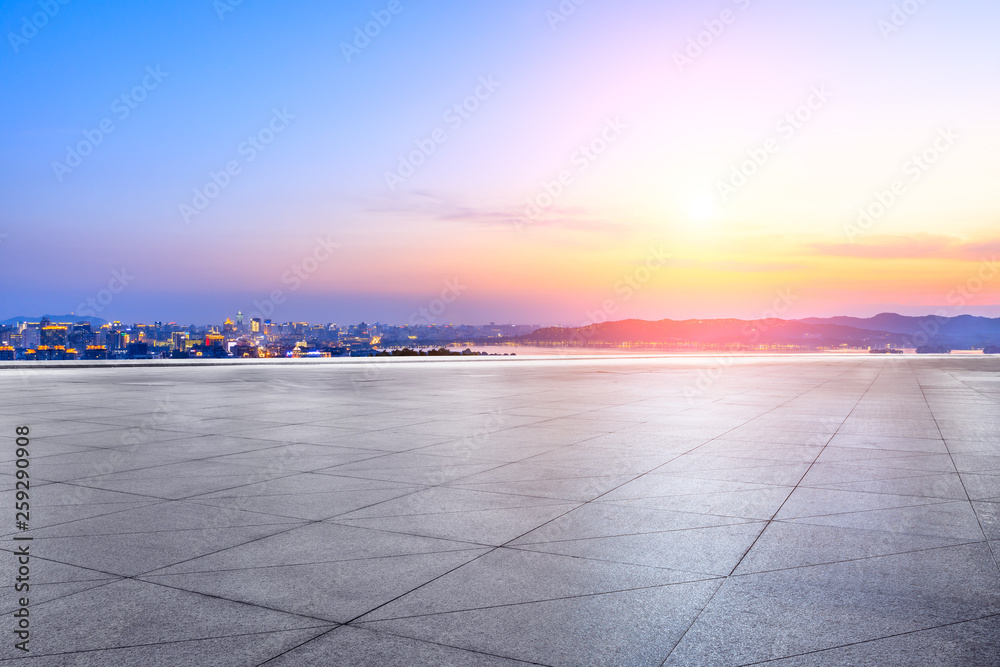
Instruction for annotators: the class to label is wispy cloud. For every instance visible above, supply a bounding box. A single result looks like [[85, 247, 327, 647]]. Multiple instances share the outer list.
[[806, 234, 1000, 260], [368, 192, 624, 233]]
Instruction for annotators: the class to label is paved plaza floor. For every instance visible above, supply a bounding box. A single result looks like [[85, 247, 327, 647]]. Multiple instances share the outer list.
[[1, 355, 998, 665]]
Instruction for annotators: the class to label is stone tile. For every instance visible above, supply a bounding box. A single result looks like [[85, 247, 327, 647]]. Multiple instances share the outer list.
[[2, 355, 998, 664], [613, 486, 792, 520], [732, 520, 975, 575], [361, 580, 722, 667], [665, 543, 1000, 665], [9, 578, 328, 655], [512, 522, 766, 576], [28, 523, 297, 576], [359, 547, 714, 622], [509, 502, 754, 545], [336, 503, 580, 546], [143, 548, 488, 623], [264, 625, 533, 666], [149, 522, 481, 575], [764, 615, 1000, 666]]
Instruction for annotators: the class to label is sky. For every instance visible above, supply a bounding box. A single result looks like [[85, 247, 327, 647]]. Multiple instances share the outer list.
[[1, 0, 998, 326]]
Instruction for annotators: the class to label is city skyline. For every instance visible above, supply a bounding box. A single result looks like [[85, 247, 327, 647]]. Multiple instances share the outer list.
[[3, 1, 999, 323]]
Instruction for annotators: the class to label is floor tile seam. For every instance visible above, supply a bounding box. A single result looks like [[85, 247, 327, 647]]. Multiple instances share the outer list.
[[142, 546, 492, 578], [737, 611, 1000, 666], [186, 483, 425, 501], [503, 544, 731, 580], [775, 516, 988, 542], [658, 360, 880, 666], [120, 571, 353, 626], [769, 497, 963, 522], [264, 625, 553, 667], [127, 522, 312, 580], [0, 498, 174, 538], [0, 625, 338, 664], [310, 455, 574, 522], [593, 499, 785, 523], [330, 463, 624, 626], [31, 479, 192, 503], [18, 516, 305, 541], [596, 481, 796, 502], [509, 518, 768, 547], [327, 495, 577, 522], [49, 452, 315, 484], [918, 368, 1000, 575], [252, 626, 344, 667], [794, 482, 971, 501], [353, 577, 729, 624], [730, 536, 993, 580]]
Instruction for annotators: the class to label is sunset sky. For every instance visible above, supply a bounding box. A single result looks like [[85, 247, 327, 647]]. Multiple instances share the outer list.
[[2, 0, 998, 325]]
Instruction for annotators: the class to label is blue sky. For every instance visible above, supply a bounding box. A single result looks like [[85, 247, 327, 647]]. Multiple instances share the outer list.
[[2, 0, 998, 325]]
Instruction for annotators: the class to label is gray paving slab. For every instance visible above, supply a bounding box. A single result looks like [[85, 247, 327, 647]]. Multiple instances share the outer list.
[[0, 355, 998, 664]]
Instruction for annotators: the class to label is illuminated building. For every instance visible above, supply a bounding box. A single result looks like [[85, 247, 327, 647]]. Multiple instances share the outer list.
[[83, 345, 109, 360], [41, 325, 68, 347]]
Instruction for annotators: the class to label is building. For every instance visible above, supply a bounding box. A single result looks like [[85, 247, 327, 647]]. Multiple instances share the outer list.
[[20, 327, 40, 350]]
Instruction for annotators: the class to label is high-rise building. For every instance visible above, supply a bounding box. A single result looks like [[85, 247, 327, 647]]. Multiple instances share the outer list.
[[21, 327, 40, 350], [251, 318, 261, 333], [41, 325, 68, 347]]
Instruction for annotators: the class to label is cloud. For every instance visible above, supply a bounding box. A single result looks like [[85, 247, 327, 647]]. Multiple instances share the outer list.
[[368, 192, 623, 233], [806, 234, 1000, 260], [668, 259, 804, 273]]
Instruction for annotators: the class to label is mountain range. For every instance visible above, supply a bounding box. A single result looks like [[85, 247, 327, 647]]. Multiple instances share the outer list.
[[516, 313, 1000, 349]]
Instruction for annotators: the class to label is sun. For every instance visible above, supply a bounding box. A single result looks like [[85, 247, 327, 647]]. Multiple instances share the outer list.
[[688, 192, 718, 221]]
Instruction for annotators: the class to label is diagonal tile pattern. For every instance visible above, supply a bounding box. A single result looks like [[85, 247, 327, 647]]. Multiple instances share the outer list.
[[0, 355, 998, 665]]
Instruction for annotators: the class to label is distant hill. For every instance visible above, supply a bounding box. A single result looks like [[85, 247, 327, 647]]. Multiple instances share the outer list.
[[517, 318, 904, 348], [800, 313, 1000, 347], [516, 314, 1000, 349], [0, 314, 108, 326]]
